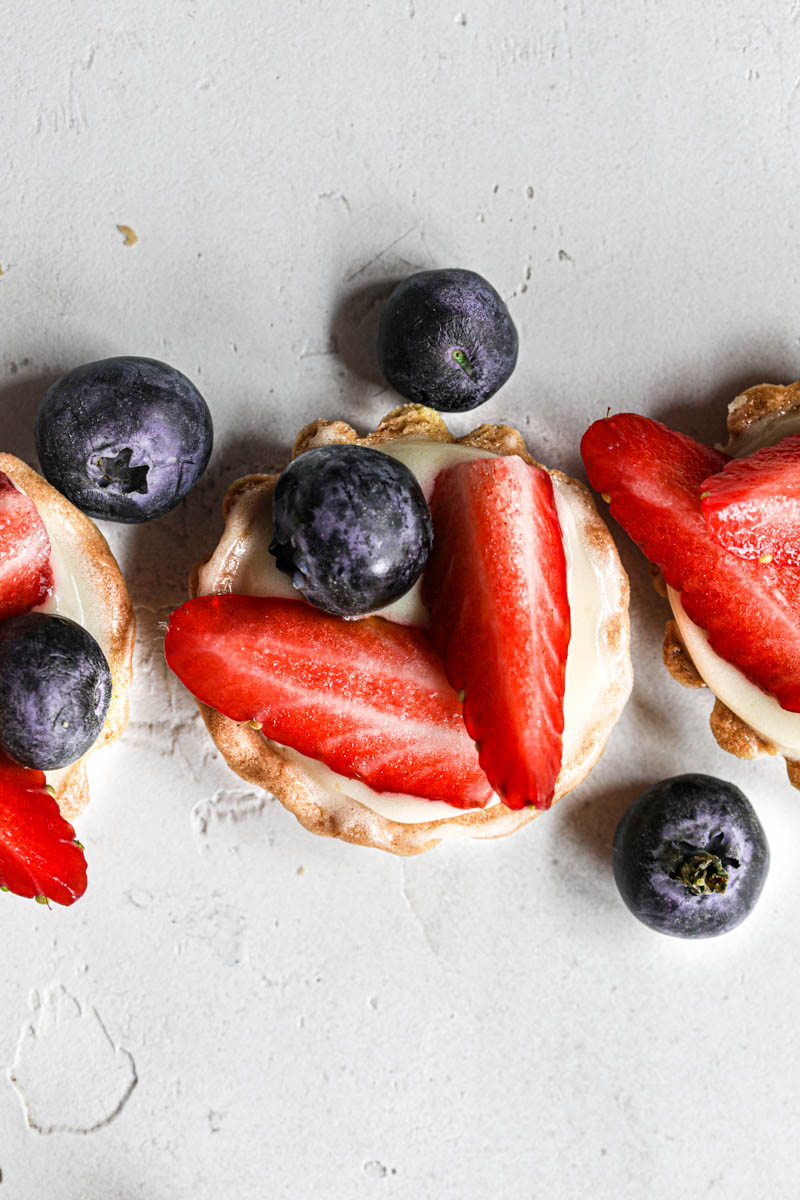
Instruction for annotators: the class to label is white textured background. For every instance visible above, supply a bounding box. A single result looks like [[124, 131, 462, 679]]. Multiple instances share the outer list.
[[2, 2, 800, 1197]]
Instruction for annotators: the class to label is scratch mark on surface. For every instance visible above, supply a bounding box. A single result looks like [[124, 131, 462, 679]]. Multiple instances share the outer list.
[[298, 340, 339, 361], [346, 227, 416, 281], [363, 1160, 388, 1177], [192, 787, 270, 848], [400, 866, 443, 962], [7, 986, 137, 1134], [116, 224, 138, 246], [317, 191, 351, 213]]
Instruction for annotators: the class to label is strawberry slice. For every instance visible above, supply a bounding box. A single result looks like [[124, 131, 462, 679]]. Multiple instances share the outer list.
[[0, 751, 87, 905], [0, 471, 53, 621], [421, 456, 571, 811], [581, 413, 800, 712], [165, 595, 493, 809], [701, 434, 800, 566]]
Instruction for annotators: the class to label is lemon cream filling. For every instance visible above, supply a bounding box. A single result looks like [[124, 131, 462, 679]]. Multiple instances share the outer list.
[[669, 409, 800, 754], [669, 589, 800, 757], [198, 439, 621, 824], [726, 408, 800, 456]]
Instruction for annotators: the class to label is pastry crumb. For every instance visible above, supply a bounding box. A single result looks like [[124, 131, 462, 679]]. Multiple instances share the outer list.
[[116, 224, 138, 246], [662, 620, 705, 688], [786, 760, 800, 791], [709, 698, 776, 760]]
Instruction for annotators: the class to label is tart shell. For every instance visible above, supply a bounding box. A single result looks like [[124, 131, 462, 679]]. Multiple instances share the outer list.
[[658, 381, 800, 789], [0, 453, 135, 820], [189, 404, 632, 855]]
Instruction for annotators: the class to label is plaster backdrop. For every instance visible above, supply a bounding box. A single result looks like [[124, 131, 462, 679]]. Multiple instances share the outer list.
[[2, 2, 800, 1197]]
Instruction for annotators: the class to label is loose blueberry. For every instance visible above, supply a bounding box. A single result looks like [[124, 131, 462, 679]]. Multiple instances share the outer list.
[[35, 357, 213, 522], [613, 773, 770, 938], [0, 612, 112, 771], [270, 444, 433, 617], [376, 268, 518, 413]]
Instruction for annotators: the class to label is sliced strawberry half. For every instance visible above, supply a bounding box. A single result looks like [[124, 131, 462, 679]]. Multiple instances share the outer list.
[[165, 595, 493, 809], [0, 471, 53, 621], [701, 433, 800, 566], [581, 413, 800, 712], [0, 751, 87, 905], [421, 456, 571, 811]]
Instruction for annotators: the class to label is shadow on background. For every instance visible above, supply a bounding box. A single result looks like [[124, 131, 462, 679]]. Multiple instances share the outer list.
[[653, 358, 798, 447], [330, 276, 400, 397], [0, 367, 64, 463], [559, 778, 653, 870]]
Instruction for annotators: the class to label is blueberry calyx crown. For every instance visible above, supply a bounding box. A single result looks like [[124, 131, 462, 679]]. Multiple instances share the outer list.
[[450, 347, 476, 379], [666, 834, 740, 897], [90, 448, 150, 495]]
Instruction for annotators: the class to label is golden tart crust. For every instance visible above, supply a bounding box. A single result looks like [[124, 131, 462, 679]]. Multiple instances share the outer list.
[[189, 404, 632, 856], [0, 453, 135, 820]]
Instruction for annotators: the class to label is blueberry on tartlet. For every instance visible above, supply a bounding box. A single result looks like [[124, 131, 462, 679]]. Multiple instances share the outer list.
[[270, 443, 433, 617], [0, 612, 112, 771]]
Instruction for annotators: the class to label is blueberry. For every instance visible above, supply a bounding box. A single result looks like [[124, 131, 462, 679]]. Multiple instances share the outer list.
[[376, 268, 518, 413], [0, 613, 112, 771], [613, 774, 770, 938], [270, 444, 433, 617], [35, 357, 213, 522]]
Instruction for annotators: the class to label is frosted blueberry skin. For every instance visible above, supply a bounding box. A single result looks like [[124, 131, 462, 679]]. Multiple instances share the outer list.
[[613, 774, 770, 939], [376, 268, 519, 413], [35, 356, 213, 523], [270, 444, 433, 617], [0, 613, 112, 771]]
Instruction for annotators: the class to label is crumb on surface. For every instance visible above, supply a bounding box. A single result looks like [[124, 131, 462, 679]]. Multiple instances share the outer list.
[[116, 224, 138, 246]]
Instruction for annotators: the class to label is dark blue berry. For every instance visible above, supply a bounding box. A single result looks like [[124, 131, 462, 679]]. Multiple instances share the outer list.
[[270, 444, 433, 617], [35, 357, 213, 523], [0, 613, 112, 770], [613, 774, 770, 938], [376, 268, 518, 413]]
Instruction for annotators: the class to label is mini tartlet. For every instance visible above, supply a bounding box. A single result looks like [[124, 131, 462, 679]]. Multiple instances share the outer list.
[[657, 382, 800, 790], [184, 405, 632, 855], [0, 453, 135, 819]]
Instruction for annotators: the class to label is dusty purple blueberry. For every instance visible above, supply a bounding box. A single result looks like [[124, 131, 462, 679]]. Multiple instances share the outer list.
[[270, 444, 433, 617], [376, 268, 518, 412], [0, 612, 112, 770], [34, 357, 213, 522], [613, 774, 770, 938]]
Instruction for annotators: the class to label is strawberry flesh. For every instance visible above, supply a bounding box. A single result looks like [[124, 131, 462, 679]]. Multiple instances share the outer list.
[[0, 471, 53, 621], [0, 751, 87, 905], [165, 595, 493, 808], [422, 456, 571, 810], [582, 413, 800, 712], [701, 433, 800, 567]]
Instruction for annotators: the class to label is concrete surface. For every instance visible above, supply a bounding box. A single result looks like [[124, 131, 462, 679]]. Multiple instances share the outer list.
[[2, 2, 800, 1197]]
